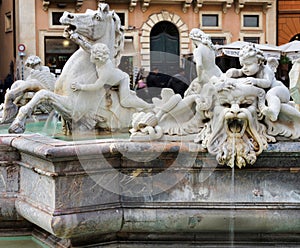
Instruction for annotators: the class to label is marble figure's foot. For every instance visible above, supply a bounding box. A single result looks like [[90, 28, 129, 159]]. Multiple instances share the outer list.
[[262, 107, 277, 122]]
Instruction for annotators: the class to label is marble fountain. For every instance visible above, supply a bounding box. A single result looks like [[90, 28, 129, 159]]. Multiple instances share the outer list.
[[0, 4, 300, 247]]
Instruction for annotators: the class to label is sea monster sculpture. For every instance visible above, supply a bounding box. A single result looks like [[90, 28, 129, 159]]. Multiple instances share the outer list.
[[8, 3, 151, 134], [130, 34, 300, 168]]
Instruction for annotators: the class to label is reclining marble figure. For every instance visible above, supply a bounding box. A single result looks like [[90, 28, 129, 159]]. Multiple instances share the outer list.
[[1, 55, 56, 123]]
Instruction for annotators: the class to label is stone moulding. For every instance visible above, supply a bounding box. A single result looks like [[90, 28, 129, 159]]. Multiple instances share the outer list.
[[0, 134, 300, 246]]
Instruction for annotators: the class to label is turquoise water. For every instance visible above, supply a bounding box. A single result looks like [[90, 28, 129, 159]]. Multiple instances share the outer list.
[[0, 236, 49, 248], [0, 120, 131, 141], [0, 120, 57, 136]]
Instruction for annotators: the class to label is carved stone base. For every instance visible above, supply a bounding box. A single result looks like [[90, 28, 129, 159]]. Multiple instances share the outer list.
[[0, 134, 300, 247]]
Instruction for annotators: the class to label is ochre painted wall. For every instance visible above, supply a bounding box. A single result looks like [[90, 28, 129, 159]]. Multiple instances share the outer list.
[[0, 0, 14, 81]]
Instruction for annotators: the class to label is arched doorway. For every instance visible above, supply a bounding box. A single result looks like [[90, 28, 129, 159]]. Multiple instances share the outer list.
[[150, 21, 179, 76]]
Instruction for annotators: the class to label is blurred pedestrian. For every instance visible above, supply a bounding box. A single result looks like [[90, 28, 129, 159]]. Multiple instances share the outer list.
[[2, 61, 15, 103], [146, 67, 161, 88], [134, 67, 145, 89], [167, 68, 189, 97], [146, 67, 171, 101], [134, 68, 151, 103]]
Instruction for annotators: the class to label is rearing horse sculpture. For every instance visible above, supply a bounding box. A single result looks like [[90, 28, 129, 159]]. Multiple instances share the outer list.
[[9, 3, 149, 134]]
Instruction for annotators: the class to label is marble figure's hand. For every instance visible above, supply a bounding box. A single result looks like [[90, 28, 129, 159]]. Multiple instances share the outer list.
[[225, 68, 238, 78], [70, 33, 79, 40], [71, 82, 81, 91], [243, 77, 255, 85]]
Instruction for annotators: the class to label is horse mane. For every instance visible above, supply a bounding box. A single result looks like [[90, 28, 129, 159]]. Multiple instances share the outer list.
[[98, 3, 124, 66], [112, 11, 124, 66]]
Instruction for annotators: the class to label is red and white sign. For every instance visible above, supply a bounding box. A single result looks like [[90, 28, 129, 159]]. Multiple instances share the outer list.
[[18, 44, 26, 52]]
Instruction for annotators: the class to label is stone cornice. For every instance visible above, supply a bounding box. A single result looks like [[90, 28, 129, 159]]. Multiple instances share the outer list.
[[101, 0, 273, 13], [42, 0, 84, 11]]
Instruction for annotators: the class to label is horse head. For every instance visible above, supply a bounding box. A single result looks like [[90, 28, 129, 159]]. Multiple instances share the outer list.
[[60, 3, 123, 62]]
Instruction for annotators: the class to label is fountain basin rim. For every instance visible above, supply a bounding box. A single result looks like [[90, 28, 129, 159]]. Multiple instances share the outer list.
[[1, 133, 300, 162]]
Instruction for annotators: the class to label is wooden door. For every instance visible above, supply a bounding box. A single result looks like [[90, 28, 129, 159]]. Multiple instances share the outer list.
[[150, 21, 179, 76]]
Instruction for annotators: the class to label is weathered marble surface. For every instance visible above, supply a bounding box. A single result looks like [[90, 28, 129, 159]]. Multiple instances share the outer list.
[[0, 136, 32, 234], [1, 55, 56, 124], [0, 134, 299, 246], [131, 37, 300, 169], [4, 4, 300, 171], [8, 4, 151, 136], [290, 57, 300, 111]]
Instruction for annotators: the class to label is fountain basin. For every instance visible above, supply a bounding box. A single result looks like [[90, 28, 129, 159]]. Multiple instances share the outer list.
[[0, 133, 300, 247]]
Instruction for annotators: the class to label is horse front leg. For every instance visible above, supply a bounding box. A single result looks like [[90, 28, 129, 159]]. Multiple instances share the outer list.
[[1, 80, 45, 123], [8, 89, 69, 134]]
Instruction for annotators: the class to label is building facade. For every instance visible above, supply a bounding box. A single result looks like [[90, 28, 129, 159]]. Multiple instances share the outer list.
[[0, 0, 15, 86], [1, 0, 276, 83]]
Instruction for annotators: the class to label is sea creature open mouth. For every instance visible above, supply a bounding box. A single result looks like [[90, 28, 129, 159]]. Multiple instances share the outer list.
[[226, 118, 246, 136], [62, 24, 77, 38], [65, 24, 77, 33]]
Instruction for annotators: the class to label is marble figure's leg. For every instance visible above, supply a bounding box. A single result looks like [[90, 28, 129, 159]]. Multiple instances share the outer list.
[[8, 89, 70, 133], [1, 81, 44, 123]]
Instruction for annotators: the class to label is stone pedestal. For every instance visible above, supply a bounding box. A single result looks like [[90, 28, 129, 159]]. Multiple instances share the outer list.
[[0, 134, 300, 247], [0, 136, 33, 235]]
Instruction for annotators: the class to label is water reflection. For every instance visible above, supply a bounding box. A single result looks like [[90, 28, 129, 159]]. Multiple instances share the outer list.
[[0, 236, 49, 248]]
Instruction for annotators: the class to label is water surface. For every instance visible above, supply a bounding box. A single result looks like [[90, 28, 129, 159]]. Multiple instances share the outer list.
[[0, 236, 49, 248]]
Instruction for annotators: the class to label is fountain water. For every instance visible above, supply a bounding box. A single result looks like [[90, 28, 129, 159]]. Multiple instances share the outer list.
[[0, 236, 48, 248], [42, 111, 60, 137], [229, 135, 235, 246]]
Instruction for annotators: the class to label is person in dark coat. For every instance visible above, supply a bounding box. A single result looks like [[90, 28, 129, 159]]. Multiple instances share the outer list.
[[167, 68, 189, 97], [2, 61, 15, 103], [146, 67, 160, 88], [146, 67, 169, 100]]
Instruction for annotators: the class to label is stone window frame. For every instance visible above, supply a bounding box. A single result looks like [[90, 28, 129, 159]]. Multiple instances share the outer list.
[[122, 32, 139, 67], [5, 11, 13, 33], [200, 11, 222, 30], [206, 32, 231, 45], [49, 8, 73, 29], [241, 12, 262, 31], [39, 30, 62, 63], [140, 11, 189, 72], [239, 32, 264, 43], [115, 10, 129, 30]]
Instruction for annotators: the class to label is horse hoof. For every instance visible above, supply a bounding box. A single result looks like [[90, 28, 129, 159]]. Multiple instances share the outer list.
[[1, 104, 18, 124], [8, 120, 25, 134]]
